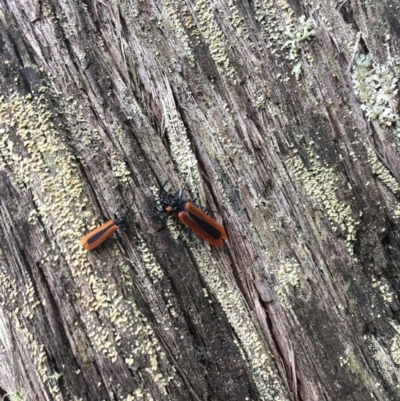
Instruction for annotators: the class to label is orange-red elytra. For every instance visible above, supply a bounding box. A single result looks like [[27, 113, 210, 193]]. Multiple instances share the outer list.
[[81, 207, 133, 251], [178, 203, 227, 246], [80, 219, 120, 251], [157, 182, 227, 246]]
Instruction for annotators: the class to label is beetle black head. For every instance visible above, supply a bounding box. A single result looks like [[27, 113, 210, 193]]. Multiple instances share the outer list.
[[158, 181, 186, 214], [113, 212, 126, 227]]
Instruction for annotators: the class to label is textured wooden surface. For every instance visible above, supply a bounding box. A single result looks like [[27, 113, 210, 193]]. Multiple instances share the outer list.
[[0, 0, 400, 400]]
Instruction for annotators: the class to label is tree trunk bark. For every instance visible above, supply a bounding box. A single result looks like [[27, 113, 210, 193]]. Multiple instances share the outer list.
[[0, 0, 400, 400]]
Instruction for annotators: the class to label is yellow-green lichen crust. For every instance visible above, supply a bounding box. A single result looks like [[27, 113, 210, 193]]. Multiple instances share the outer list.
[[286, 151, 358, 255], [0, 91, 176, 399], [191, 248, 288, 401]]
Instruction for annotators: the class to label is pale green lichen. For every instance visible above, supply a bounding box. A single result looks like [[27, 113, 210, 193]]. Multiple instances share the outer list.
[[367, 148, 400, 194], [254, 0, 285, 34], [275, 257, 301, 305], [394, 205, 400, 220], [253, 0, 315, 79], [255, 94, 267, 109], [364, 332, 400, 400], [0, 91, 175, 398], [292, 62, 303, 80], [194, 0, 238, 82], [0, 91, 88, 400], [287, 153, 358, 255], [282, 15, 316, 61], [111, 151, 131, 184], [137, 234, 168, 283], [366, 332, 400, 394], [193, 250, 287, 401], [0, 308, 30, 401], [125, 388, 146, 401], [390, 335, 400, 365], [2, 391, 28, 401], [339, 354, 349, 367], [227, 0, 248, 36], [371, 277, 394, 304], [160, 82, 204, 200], [352, 54, 400, 132], [160, 0, 196, 67]]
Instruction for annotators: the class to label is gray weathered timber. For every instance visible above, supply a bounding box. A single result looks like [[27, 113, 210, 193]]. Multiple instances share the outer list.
[[0, 0, 400, 400]]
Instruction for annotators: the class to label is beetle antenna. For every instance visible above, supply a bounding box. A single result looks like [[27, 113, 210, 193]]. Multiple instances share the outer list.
[[159, 179, 170, 196], [122, 198, 136, 219]]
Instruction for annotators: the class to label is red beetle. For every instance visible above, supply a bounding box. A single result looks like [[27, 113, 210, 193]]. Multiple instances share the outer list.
[[157, 183, 227, 246], [80, 216, 126, 251]]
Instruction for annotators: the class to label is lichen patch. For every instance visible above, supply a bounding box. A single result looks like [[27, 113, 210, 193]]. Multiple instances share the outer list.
[[160, 81, 203, 199], [0, 90, 175, 398], [194, 250, 288, 401], [390, 334, 400, 365], [286, 153, 358, 255], [253, 0, 315, 79], [160, 0, 196, 67], [352, 54, 400, 133], [193, 0, 238, 82], [367, 148, 400, 194], [275, 257, 301, 305]]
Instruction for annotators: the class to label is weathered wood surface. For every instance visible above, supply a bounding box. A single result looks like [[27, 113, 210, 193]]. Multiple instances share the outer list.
[[0, 0, 400, 400]]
